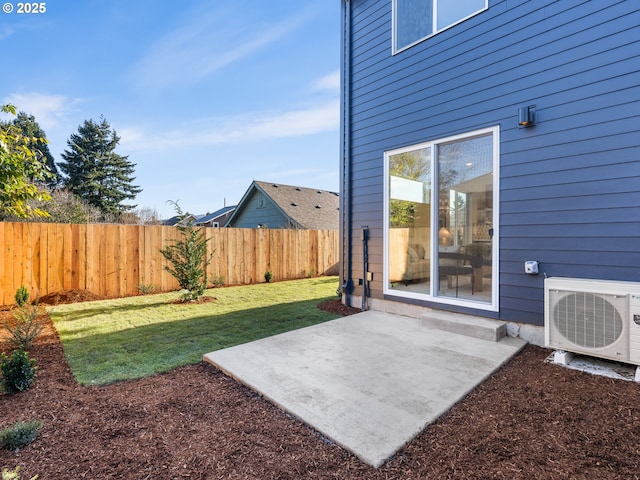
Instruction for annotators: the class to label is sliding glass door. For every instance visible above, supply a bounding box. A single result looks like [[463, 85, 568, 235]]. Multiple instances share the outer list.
[[384, 127, 498, 311]]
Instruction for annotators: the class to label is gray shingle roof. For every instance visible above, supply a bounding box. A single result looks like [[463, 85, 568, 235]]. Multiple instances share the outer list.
[[253, 181, 339, 230]]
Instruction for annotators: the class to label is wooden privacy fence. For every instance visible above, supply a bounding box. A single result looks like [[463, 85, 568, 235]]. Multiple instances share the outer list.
[[0, 222, 339, 305]]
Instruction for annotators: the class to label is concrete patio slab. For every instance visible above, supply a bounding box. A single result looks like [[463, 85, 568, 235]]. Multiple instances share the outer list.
[[203, 310, 526, 467]]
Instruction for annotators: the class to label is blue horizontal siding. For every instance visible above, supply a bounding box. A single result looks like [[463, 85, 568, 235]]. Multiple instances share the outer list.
[[501, 207, 637, 226], [501, 223, 637, 238], [351, 45, 640, 144], [502, 178, 638, 203], [500, 238, 637, 256], [502, 165, 638, 192], [501, 251, 640, 270], [346, 0, 640, 323], [351, 2, 638, 116]]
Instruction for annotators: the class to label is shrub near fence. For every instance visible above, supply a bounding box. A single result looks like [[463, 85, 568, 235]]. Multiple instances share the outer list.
[[0, 222, 339, 305]]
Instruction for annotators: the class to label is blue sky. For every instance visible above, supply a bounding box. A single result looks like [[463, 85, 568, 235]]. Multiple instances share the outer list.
[[2, 0, 340, 218]]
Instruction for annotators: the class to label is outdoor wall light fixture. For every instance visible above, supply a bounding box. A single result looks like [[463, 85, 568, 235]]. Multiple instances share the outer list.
[[518, 105, 536, 127]]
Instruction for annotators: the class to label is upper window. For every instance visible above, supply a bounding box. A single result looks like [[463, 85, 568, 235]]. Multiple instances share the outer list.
[[393, 0, 487, 53]]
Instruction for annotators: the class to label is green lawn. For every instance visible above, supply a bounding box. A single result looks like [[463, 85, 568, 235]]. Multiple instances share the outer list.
[[49, 277, 341, 386]]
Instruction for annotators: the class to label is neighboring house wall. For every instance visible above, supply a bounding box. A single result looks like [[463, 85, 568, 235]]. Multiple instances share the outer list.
[[342, 0, 640, 325], [215, 211, 234, 227], [196, 207, 236, 227], [228, 190, 293, 229]]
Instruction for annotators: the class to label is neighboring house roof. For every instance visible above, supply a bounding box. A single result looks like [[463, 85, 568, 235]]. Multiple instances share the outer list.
[[226, 180, 340, 230], [163, 213, 197, 226], [195, 206, 236, 227], [164, 206, 236, 227]]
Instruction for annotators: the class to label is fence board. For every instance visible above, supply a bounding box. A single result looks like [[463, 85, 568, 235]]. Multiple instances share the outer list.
[[38, 224, 48, 298], [256, 229, 268, 281], [62, 223, 72, 290], [26, 223, 40, 295], [128, 226, 139, 294], [12, 223, 23, 295], [0, 223, 339, 305], [0, 224, 5, 300], [23, 223, 36, 296], [76, 224, 87, 291], [85, 225, 98, 296], [70, 224, 79, 291], [49, 224, 64, 294]]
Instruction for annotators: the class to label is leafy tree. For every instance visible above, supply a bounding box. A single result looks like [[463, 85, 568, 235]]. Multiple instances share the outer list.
[[160, 201, 214, 302], [118, 207, 161, 225], [10, 111, 59, 188], [389, 151, 429, 227], [388, 149, 459, 228], [59, 116, 141, 217], [390, 150, 429, 181], [135, 206, 161, 225], [0, 104, 52, 219], [2, 187, 162, 225], [40, 188, 107, 223], [1, 187, 108, 224]]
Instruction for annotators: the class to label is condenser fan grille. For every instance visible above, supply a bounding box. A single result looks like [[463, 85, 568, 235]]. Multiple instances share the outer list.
[[552, 291, 625, 349]]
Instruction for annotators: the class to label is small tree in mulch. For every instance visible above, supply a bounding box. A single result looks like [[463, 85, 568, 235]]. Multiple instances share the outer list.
[[0, 287, 43, 396], [0, 420, 43, 450], [1, 349, 37, 395], [3, 304, 45, 352], [14, 286, 29, 307], [160, 201, 214, 302]]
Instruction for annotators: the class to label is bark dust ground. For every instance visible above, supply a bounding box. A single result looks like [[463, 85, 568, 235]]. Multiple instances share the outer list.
[[1, 293, 640, 479]]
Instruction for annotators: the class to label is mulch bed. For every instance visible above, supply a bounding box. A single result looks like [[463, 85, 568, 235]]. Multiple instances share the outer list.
[[1, 294, 640, 479]]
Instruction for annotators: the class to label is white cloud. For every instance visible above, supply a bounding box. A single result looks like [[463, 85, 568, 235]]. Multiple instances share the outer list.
[[312, 71, 341, 92], [120, 99, 340, 153], [207, 100, 340, 143], [131, 4, 313, 90], [0, 25, 15, 41], [2, 92, 80, 130]]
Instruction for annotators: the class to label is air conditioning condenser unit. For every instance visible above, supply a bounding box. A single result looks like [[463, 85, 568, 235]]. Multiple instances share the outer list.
[[545, 277, 640, 365]]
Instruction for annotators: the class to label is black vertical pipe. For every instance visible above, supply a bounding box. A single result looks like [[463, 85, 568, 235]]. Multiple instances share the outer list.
[[340, 0, 353, 306], [361, 226, 368, 311]]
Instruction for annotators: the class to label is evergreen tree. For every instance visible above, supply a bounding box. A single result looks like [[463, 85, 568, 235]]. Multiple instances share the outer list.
[[160, 201, 214, 302], [59, 117, 141, 216], [11, 111, 59, 188]]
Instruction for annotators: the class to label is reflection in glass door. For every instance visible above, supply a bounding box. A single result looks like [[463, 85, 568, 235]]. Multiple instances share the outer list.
[[436, 134, 493, 303], [387, 147, 432, 296]]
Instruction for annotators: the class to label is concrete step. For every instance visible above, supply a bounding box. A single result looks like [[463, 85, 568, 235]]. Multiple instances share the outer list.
[[421, 310, 506, 342]]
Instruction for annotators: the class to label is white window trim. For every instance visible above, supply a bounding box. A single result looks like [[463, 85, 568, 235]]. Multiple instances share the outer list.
[[383, 125, 500, 312], [392, 0, 489, 54]]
